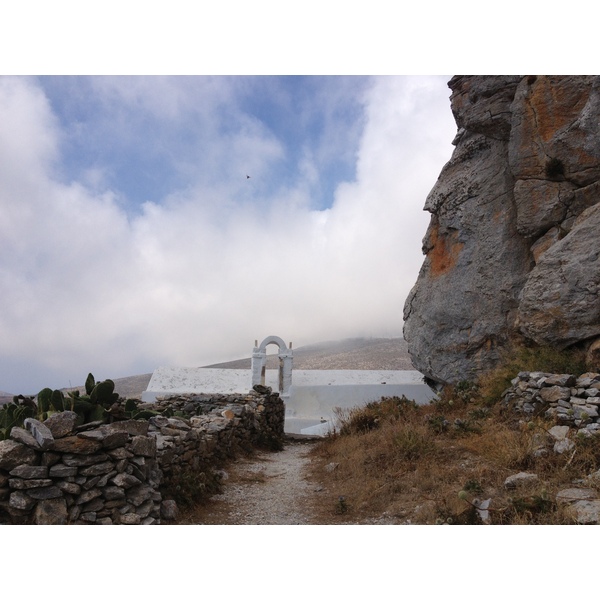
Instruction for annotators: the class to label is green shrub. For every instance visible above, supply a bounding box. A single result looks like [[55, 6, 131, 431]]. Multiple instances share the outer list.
[[334, 396, 418, 436]]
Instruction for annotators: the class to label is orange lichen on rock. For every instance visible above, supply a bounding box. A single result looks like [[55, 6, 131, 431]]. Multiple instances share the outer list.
[[527, 76, 589, 143], [427, 222, 464, 277]]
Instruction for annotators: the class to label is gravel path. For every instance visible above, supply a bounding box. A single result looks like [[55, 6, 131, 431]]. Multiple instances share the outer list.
[[186, 439, 321, 525]]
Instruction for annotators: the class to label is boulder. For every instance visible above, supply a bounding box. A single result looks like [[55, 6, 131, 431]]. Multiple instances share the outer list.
[[404, 76, 600, 384]]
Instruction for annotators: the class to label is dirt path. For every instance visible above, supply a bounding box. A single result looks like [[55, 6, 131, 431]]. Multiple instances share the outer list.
[[179, 438, 324, 525]]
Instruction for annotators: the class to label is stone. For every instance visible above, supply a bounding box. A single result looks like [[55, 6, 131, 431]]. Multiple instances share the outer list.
[[9, 465, 48, 479], [102, 486, 126, 501], [62, 454, 110, 469], [55, 481, 81, 495], [41, 452, 61, 467], [0, 439, 37, 470], [111, 473, 142, 489], [50, 436, 102, 454], [9, 478, 53, 490], [69, 505, 81, 521], [565, 500, 600, 524], [554, 439, 576, 454], [106, 447, 133, 460], [160, 499, 179, 521], [76, 430, 106, 442], [253, 384, 272, 395], [9, 490, 36, 511], [539, 387, 572, 403], [80, 512, 97, 523], [106, 420, 148, 436], [166, 418, 191, 430], [24, 418, 54, 450], [82, 476, 101, 490], [78, 461, 114, 477], [126, 484, 154, 507], [49, 464, 78, 478], [81, 497, 105, 513], [26, 486, 63, 500], [135, 499, 154, 518], [548, 425, 570, 441], [575, 405, 599, 418], [101, 431, 129, 450], [43, 411, 78, 439], [543, 374, 577, 387], [73, 488, 102, 505], [33, 498, 68, 525], [119, 513, 141, 525], [504, 472, 539, 488], [149, 415, 170, 428], [9, 427, 41, 449], [556, 488, 598, 503], [130, 435, 156, 458]]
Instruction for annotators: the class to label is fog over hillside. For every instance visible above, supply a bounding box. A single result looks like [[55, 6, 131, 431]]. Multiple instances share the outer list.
[[0, 337, 413, 401]]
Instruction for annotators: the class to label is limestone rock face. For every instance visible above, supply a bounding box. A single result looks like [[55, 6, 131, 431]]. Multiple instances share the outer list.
[[404, 75, 600, 385]]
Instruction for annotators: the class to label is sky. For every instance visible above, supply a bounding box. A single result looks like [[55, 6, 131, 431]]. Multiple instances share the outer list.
[[0, 74, 457, 394], [2, 3, 593, 399]]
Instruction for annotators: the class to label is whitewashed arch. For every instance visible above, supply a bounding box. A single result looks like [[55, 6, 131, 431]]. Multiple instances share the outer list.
[[251, 336, 293, 398]]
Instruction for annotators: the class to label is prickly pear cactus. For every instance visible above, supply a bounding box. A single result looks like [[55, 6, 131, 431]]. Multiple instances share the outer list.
[[0, 399, 35, 440], [85, 373, 95, 396]]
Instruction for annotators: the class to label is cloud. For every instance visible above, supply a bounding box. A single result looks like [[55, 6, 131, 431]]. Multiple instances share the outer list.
[[0, 75, 455, 394]]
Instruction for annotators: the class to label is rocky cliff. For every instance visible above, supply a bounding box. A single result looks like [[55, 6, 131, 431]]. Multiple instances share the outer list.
[[403, 75, 600, 385]]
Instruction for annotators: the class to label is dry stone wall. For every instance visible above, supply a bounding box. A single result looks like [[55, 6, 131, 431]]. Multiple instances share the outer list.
[[0, 390, 284, 524], [503, 371, 600, 435]]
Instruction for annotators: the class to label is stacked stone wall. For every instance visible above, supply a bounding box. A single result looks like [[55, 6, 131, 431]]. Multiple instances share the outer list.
[[503, 371, 600, 435], [0, 391, 284, 524]]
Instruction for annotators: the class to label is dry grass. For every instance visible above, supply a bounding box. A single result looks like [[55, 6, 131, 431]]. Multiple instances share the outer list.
[[305, 388, 600, 525]]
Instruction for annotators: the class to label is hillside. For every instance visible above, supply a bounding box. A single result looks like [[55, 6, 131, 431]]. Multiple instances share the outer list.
[[205, 337, 412, 371]]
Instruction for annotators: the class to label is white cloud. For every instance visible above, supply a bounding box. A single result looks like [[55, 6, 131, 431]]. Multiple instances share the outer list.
[[0, 75, 455, 394]]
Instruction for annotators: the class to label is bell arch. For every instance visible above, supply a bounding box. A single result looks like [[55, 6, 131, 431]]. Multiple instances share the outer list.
[[251, 336, 293, 398]]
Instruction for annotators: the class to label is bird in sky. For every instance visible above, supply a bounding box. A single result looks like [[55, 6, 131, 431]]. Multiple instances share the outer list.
[[246, 175, 250, 179]]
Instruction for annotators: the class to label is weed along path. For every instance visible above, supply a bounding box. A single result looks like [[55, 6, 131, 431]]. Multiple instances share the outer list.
[[178, 438, 323, 525]]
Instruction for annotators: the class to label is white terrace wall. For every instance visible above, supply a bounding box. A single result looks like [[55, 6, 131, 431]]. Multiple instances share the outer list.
[[0, 391, 284, 525]]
